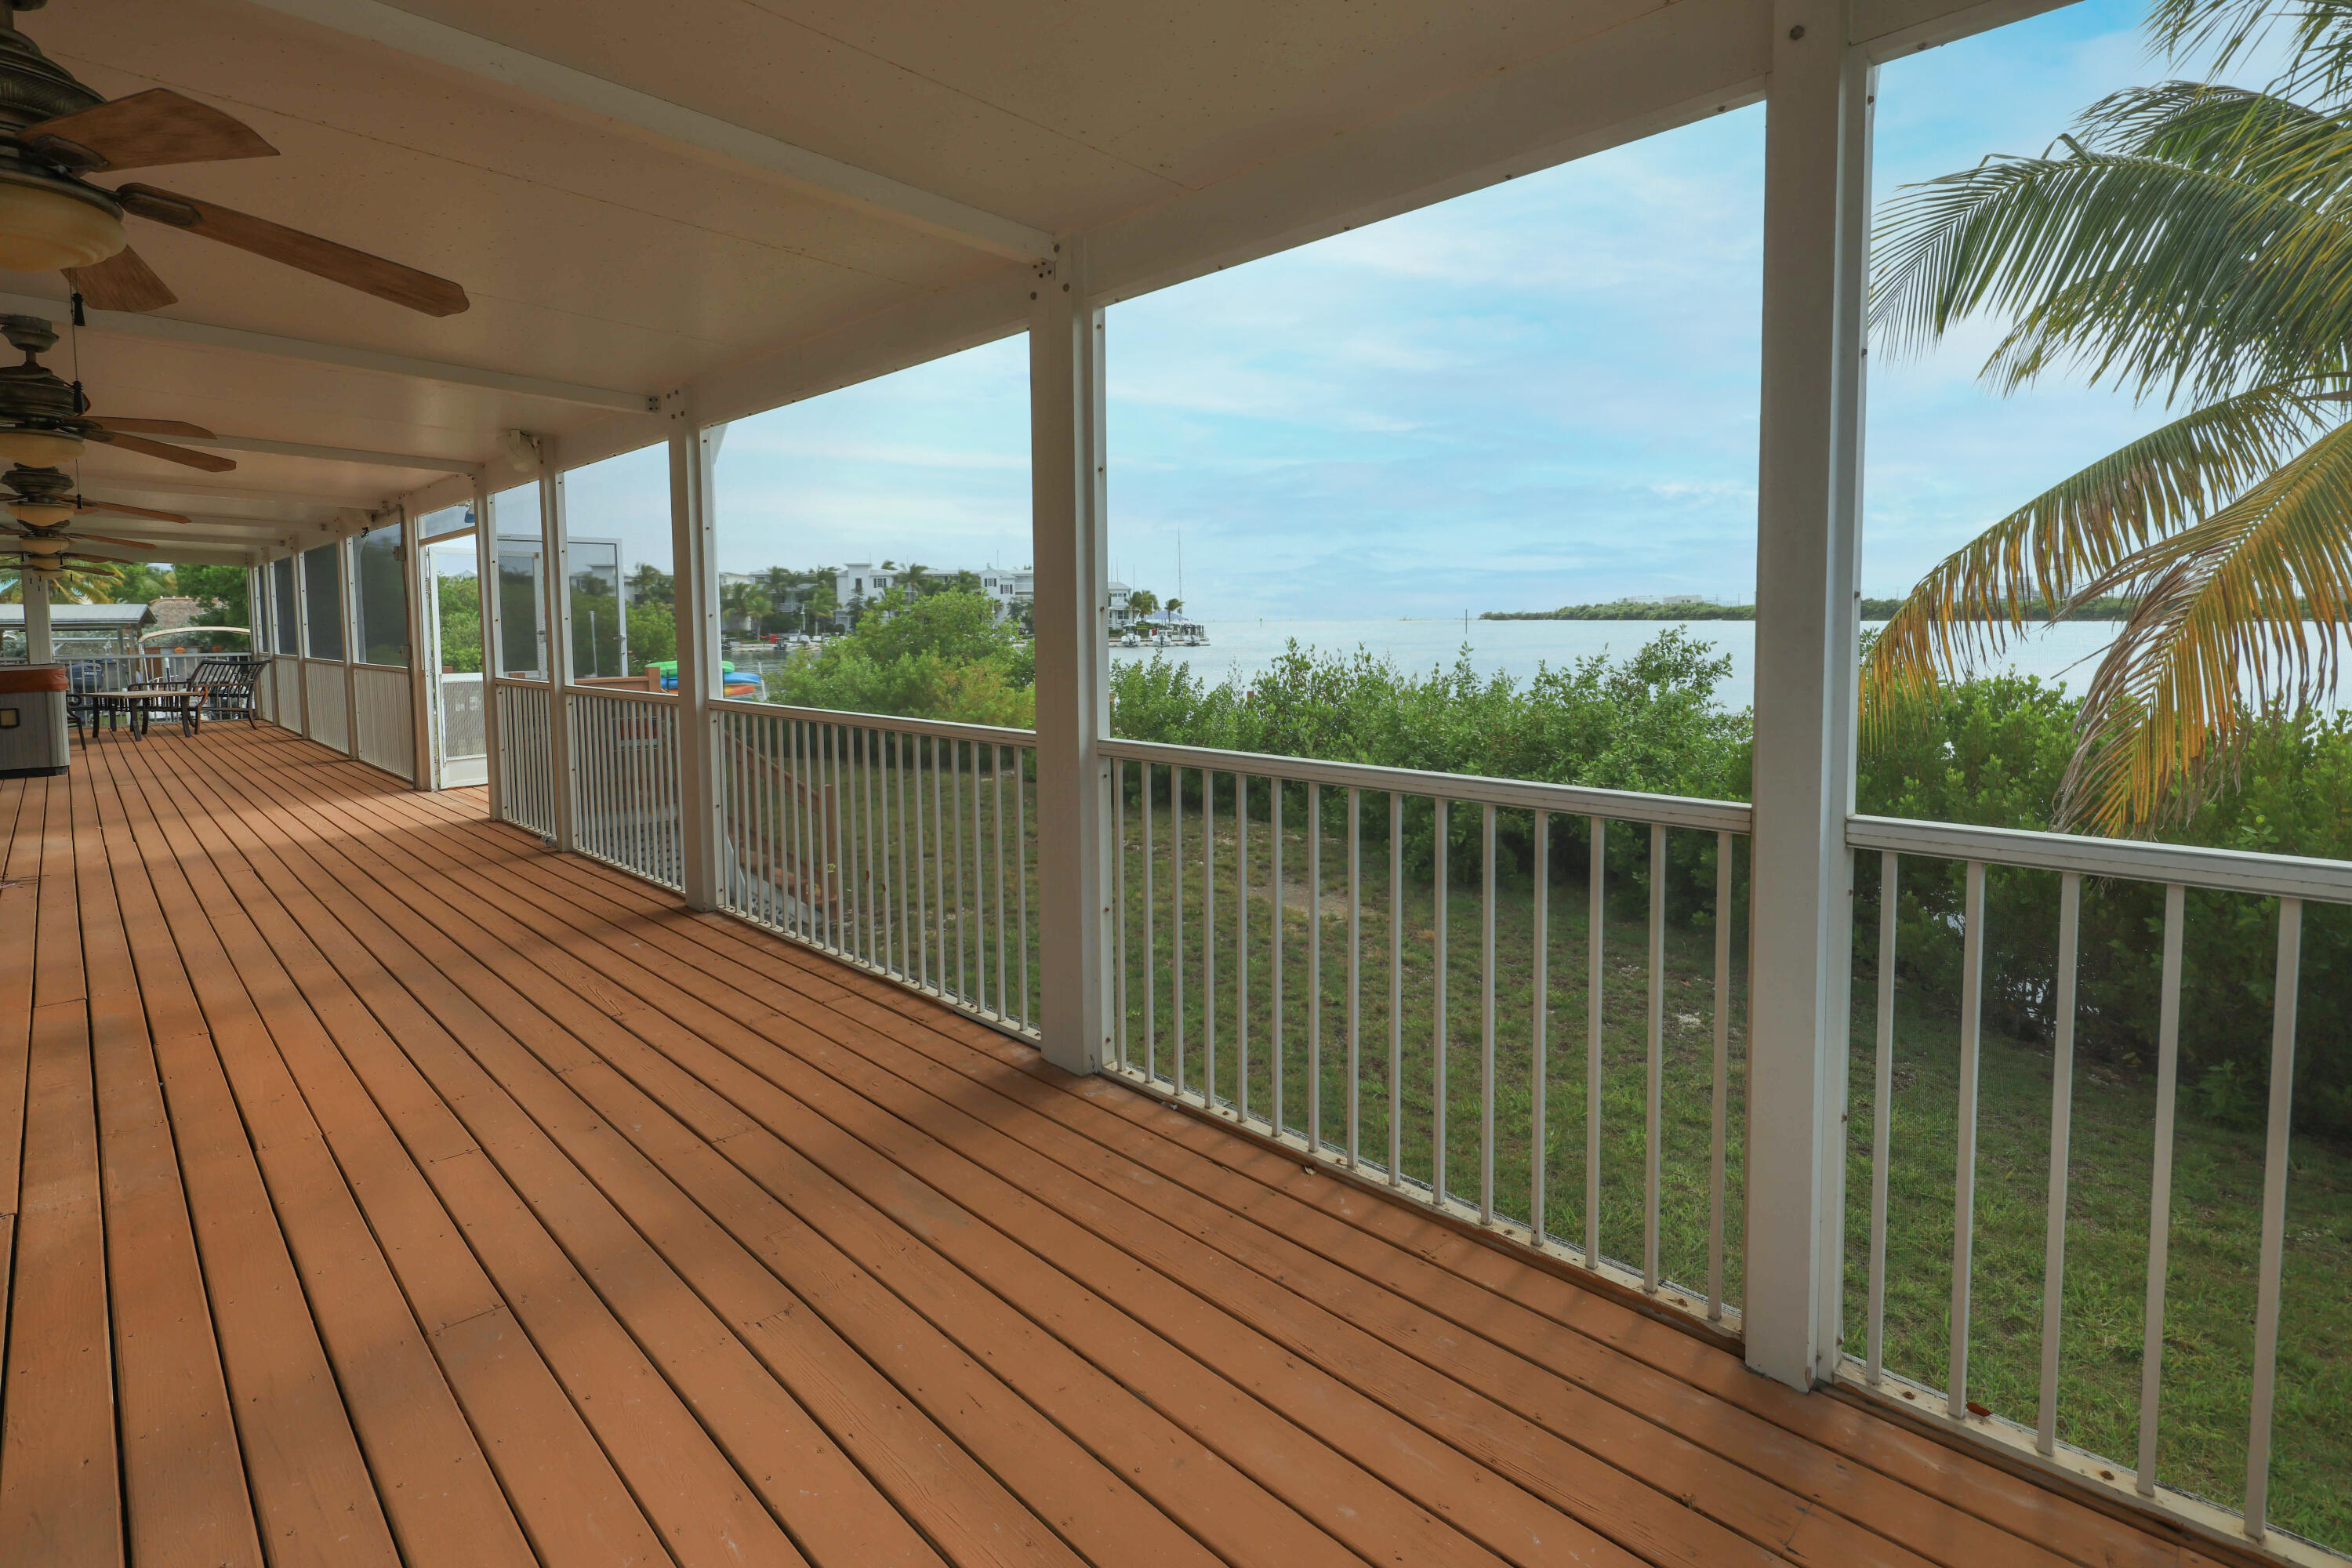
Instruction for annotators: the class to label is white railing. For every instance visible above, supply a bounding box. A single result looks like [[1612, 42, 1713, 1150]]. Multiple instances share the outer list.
[[58, 652, 212, 689], [1843, 812, 2351, 1558], [303, 659, 348, 753], [351, 665, 414, 779], [494, 680, 557, 839], [1101, 735, 1752, 1326], [270, 655, 301, 726], [570, 687, 683, 890], [713, 700, 1038, 1036]]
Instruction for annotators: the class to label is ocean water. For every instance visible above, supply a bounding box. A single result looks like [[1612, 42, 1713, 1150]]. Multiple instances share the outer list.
[[1112, 618, 2142, 712]]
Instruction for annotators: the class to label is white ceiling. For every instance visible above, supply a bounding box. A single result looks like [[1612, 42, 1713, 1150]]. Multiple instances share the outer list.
[[0, 0, 2020, 563]]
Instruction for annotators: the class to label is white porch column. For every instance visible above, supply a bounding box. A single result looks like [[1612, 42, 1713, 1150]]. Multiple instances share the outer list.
[[1745, 0, 1873, 1391], [23, 572, 51, 662], [340, 524, 361, 755], [401, 507, 433, 786], [1029, 240, 1113, 1075], [536, 436, 578, 851], [666, 390, 723, 910], [474, 481, 504, 823]]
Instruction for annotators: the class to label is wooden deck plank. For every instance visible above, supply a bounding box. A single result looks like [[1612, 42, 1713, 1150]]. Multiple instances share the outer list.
[[2, 771, 122, 1568], [67, 756, 263, 1568], [212, 737, 1589, 1568], [0, 775, 44, 1367], [104, 730, 782, 1568], [75, 744, 406, 1568], [163, 729, 1232, 1568], [134, 732, 1074, 1568], [0, 1000, 122, 1568], [1, 720, 2256, 1568]]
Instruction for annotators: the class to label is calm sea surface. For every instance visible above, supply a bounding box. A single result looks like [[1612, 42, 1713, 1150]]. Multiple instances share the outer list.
[[1112, 618, 2154, 712]]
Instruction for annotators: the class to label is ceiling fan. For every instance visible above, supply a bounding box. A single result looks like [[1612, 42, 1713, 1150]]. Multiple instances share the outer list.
[[2, 454, 187, 536], [0, 528, 122, 578], [0, 311, 230, 481], [0, 1, 466, 316]]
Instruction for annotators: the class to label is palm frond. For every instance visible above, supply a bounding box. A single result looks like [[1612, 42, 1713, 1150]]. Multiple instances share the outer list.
[[2147, 0, 2352, 102], [2055, 415, 2352, 829], [1863, 379, 2339, 733], [1873, 119, 2352, 406]]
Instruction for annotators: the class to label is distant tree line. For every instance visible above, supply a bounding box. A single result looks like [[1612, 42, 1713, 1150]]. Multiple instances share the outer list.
[[1483, 597, 2146, 622]]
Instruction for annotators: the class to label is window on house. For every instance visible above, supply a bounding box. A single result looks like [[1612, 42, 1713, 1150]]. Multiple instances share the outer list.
[[351, 519, 408, 666], [492, 482, 546, 679], [299, 543, 343, 661]]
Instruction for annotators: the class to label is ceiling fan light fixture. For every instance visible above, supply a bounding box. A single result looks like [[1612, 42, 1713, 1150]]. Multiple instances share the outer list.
[[14, 535, 68, 560], [0, 174, 123, 271], [9, 499, 76, 527], [0, 424, 78, 466]]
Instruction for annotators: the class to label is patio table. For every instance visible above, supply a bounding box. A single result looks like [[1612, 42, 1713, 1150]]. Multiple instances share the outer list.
[[81, 687, 205, 739]]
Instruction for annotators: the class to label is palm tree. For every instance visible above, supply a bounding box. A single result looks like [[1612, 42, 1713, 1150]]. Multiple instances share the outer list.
[[1, 562, 123, 604], [1868, 0, 2352, 831]]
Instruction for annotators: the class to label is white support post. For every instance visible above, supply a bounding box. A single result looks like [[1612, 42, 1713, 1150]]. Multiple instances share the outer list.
[[401, 507, 433, 786], [666, 390, 723, 910], [537, 437, 578, 851], [1744, 0, 1874, 1392], [292, 548, 313, 739], [474, 481, 503, 823], [22, 572, 50, 662], [339, 527, 360, 756], [1029, 239, 1113, 1076]]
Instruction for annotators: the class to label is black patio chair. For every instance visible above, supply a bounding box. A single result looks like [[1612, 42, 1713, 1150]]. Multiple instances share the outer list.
[[187, 657, 261, 728]]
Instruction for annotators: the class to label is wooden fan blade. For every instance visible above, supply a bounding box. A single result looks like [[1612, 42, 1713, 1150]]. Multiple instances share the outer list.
[[19, 89, 277, 172], [62, 245, 176, 312], [85, 415, 212, 437], [78, 499, 193, 524], [65, 532, 156, 550], [119, 183, 468, 317], [89, 430, 236, 473]]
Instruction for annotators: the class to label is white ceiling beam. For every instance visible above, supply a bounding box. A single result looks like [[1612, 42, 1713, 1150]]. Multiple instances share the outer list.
[[0, 289, 656, 413], [56, 545, 260, 567], [241, 0, 1057, 262], [78, 481, 346, 514], [169, 434, 485, 474], [1853, 0, 2077, 57]]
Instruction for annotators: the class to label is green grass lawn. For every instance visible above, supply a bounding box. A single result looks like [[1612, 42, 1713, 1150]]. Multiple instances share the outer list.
[[808, 750, 2352, 1551]]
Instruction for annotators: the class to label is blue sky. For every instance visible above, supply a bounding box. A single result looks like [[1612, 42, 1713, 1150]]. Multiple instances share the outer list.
[[698, 0, 2248, 620]]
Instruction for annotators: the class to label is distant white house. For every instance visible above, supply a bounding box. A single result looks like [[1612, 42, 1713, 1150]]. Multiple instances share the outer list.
[[831, 561, 1133, 631], [835, 563, 902, 607]]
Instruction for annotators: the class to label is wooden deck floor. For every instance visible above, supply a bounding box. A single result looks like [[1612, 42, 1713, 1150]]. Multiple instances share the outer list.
[[0, 723, 2240, 1568]]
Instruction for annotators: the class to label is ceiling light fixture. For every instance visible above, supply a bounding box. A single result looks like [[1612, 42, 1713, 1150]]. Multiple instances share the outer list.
[[9, 497, 74, 527], [0, 424, 78, 466], [0, 169, 123, 273]]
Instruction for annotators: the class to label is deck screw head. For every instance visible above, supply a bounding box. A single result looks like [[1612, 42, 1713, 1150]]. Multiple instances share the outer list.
[[1788, 24, 1806, 37]]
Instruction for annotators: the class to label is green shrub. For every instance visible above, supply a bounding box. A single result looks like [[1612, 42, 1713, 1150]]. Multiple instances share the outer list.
[[769, 589, 1036, 728], [1114, 630, 2352, 1139], [1111, 630, 1752, 920], [1856, 675, 2352, 1140]]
